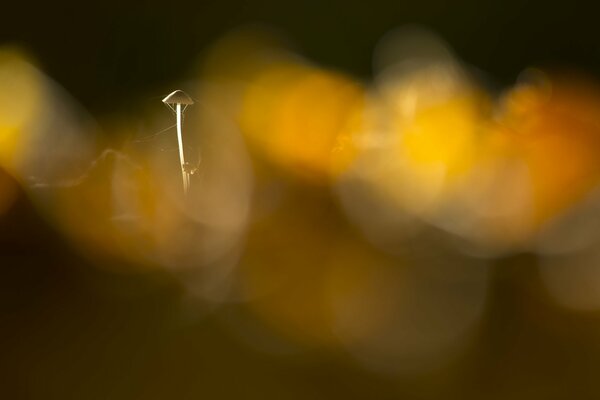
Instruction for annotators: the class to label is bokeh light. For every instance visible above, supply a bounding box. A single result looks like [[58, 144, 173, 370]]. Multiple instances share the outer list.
[[0, 47, 97, 185], [7, 14, 600, 399]]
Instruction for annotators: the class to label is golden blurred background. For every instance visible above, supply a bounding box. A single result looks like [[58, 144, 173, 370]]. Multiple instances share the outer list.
[[3, 1, 600, 398]]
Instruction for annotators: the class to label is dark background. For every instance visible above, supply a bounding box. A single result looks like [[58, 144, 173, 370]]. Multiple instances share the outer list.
[[2, 0, 600, 114]]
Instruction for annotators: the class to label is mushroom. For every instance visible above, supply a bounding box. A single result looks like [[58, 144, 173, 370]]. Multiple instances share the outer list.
[[162, 90, 194, 194]]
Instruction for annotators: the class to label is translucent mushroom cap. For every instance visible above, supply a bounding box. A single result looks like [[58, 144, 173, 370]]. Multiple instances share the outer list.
[[162, 90, 194, 105]]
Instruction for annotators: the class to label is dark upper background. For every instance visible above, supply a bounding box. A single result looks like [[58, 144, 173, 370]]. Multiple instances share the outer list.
[[2, 0, 599, 116]]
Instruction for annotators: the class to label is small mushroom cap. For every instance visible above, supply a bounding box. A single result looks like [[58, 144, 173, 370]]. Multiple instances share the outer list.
[[162, 90, 194, 105]]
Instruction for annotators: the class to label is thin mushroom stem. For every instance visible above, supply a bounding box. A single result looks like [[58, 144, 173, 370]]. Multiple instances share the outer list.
[[176, 103, 190, 194], [163, 90, 194, 195]]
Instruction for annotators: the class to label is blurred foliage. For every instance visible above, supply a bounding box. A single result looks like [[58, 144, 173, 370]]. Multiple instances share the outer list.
[[3, 3, 600, 399]]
